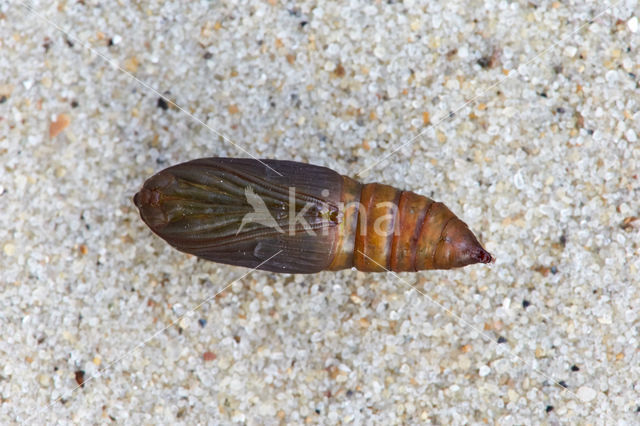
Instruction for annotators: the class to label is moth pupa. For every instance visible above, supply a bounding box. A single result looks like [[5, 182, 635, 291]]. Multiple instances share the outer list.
[[134, 158, 492, 273]]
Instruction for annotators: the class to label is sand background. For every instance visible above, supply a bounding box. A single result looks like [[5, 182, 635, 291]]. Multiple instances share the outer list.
[[1, 0, 639, 424]]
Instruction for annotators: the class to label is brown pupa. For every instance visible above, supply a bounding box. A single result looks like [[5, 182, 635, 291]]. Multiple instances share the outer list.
[[134, 158, 492, 273]]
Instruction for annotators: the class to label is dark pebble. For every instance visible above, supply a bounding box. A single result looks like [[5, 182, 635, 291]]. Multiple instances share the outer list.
[[75, 370, 86, 388], [477, 56, 491, 68], [157, 97, 169, 110], [43, 38, 53, 52], [571, 365, 580, 372], [546, 405, 554, 413], [522, 300, 531, 308], [497, 336, 507, 344]]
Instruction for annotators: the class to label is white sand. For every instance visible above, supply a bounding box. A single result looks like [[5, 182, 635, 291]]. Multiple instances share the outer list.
[[2, 0, 639, 424]]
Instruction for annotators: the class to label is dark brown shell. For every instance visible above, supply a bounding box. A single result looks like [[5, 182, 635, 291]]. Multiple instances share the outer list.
[[134, 158, 492, 273]]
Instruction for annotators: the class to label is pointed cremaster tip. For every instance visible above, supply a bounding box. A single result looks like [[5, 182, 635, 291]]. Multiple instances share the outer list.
[[471, 245, 493, 264], [443, 218, 493, 269]]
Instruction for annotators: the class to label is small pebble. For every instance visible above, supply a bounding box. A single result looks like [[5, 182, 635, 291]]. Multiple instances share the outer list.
[[563, 46, 577, 57], [577, 386, 597, 402], [373, 46, 386, 59], [75, 370, 86, 388], [157, 97, 169, 110], [478, 365, 491, 377], [38, 374, 51, 387], [3, 243, 15, 256], [49, 113, 71, 138]]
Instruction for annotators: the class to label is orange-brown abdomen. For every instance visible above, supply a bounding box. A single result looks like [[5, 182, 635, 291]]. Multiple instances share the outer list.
[[329, 178, 492, 272]]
